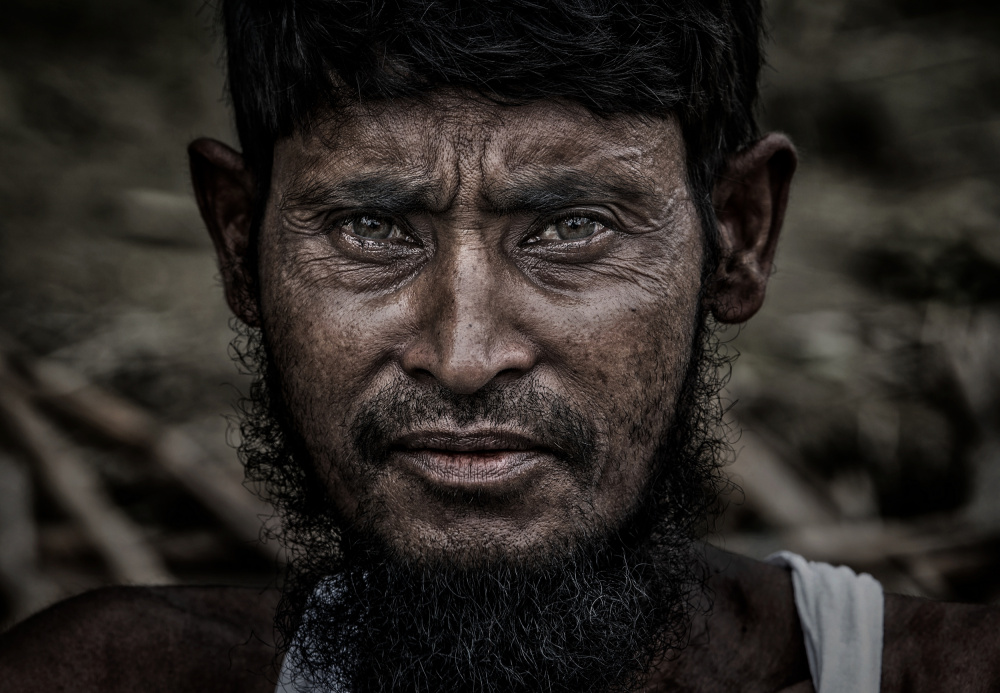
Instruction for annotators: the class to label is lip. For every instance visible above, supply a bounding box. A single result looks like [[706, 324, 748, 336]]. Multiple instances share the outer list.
[[391, 429, 548, 490]]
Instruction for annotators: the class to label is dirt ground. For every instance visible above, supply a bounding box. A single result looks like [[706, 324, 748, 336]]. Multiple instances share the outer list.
[[1, 0, 999, 626]]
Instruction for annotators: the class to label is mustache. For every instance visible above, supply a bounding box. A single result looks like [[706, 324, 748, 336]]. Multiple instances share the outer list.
[[350, 380, 598, 472]]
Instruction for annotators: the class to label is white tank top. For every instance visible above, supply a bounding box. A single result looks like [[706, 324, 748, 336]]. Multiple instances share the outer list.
[[277, 552, 885, 692], [766, 551, 884, 693]]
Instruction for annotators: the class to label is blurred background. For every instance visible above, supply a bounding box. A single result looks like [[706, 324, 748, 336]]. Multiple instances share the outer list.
[[1, 0, 999, 628]]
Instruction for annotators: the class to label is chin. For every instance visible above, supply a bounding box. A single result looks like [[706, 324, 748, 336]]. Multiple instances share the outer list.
[[279, 493, 705, 693], [343, 488, 615, 569]]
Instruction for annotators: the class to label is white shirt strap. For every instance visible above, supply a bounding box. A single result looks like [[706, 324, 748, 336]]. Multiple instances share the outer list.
[[766, 551, 884, 693]]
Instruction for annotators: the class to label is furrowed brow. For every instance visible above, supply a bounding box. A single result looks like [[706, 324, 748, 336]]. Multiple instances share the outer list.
[[281, 173, 439, 216], [484, 170, 657, 215]]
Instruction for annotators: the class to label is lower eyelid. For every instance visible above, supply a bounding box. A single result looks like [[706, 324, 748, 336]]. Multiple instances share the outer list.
[[339, 229, 425, 256], [524, 228, 613, 252]]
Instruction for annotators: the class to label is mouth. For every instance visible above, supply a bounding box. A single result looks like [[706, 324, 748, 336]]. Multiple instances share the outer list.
[[391, 429, 549, 490]]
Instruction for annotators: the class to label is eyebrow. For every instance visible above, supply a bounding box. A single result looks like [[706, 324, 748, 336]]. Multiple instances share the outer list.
[[280, 172, 441, 216], [483, 169, 658, 215], [279, 167, 658, 218]]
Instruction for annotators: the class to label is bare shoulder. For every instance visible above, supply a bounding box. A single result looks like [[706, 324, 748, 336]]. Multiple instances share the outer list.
[[0, 584, 281, 693], [882, 592, 1000, 692], [679, 547, 813, 692]]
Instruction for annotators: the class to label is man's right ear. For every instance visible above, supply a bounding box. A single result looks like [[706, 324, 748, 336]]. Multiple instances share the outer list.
[[188, 138, 260, 327]]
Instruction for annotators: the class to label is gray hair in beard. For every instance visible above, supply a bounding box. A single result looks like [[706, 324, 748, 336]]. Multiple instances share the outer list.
[[231, 313, 733, 693]]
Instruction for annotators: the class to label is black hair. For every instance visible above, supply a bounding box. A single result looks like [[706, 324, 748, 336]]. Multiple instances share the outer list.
[[221, 0, 765, 267]]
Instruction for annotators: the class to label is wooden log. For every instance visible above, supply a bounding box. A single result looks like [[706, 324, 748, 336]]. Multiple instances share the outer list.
[[0, 449, 61, 622], [0, 377, 173, 585], [3, 345, 278, 558]]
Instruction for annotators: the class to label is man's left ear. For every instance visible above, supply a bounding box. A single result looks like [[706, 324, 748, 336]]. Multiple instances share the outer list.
[[188, 138, 260, 327], [708, 133, 797, 324]]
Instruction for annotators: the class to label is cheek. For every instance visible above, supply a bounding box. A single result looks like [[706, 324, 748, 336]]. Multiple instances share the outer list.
[[546, 238, 702, 413], [537, 245, 704, 508], [255, 235, 412, 464]]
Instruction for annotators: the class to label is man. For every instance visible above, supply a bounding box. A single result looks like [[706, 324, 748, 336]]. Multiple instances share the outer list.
[[1, 0, 998, 691]]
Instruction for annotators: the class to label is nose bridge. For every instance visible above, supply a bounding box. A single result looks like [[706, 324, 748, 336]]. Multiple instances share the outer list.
[[432, 239, 506, 377], [444, 239, 495, 324], [403, 235, 532, 394]]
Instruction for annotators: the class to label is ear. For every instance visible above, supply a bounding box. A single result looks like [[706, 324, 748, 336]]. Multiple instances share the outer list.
[[188, 138, 261, 327], [707, 133, 797, 324]]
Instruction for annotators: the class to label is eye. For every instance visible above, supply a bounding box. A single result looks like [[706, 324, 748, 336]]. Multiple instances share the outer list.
[[533, 216, 607, 242], [341, 214, 410, 242]]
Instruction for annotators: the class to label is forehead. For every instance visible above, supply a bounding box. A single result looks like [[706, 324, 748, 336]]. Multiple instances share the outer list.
[[272, 95, 688, 202]]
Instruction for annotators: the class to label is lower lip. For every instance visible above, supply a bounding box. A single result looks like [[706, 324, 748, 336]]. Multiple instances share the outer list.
[[394, 449, 543, 489]]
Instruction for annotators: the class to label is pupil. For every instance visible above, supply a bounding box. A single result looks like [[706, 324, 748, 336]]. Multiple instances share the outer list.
[[558, 217, 596, 240], [356, 216, 390, 239]]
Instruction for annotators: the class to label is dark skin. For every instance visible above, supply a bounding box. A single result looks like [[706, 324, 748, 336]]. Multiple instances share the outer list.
[[2, 95, 999, 692], [254, 99, 711, 562]]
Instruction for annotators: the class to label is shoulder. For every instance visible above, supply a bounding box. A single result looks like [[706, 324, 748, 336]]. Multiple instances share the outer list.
[[668, 547, 814, 692], [0, 584, 281, 693], [736, 550, 1000, 692], [882, 592, 1000, 692]]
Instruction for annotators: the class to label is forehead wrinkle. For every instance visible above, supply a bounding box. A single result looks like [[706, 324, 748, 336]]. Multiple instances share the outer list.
[[373, 114, 463, 212], [475, 109, 685, 212], [279, 97, 687, 220], [434, 109, 506, 214], [280, 120, 462, 214]]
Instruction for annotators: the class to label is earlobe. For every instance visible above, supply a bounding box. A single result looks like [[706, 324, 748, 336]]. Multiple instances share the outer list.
[[708, 133, 797, 324], [188, 138, 261, 327]]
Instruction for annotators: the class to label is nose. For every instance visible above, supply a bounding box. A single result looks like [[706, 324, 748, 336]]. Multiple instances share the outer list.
[[400, 246, 537, 395]]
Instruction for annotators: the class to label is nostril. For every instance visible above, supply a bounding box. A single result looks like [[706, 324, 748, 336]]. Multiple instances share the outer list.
[[493, 366, 528, 384], [408, 366, 437, 385]]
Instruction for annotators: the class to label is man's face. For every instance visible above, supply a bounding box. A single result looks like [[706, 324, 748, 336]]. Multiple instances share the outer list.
[[192, 91, 791, 692], [255, 95, 706, 563]]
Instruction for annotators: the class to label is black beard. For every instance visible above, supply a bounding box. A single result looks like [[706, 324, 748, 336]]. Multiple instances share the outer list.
[[230, 313, 732, 693], [284, 529, 703, 693]]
